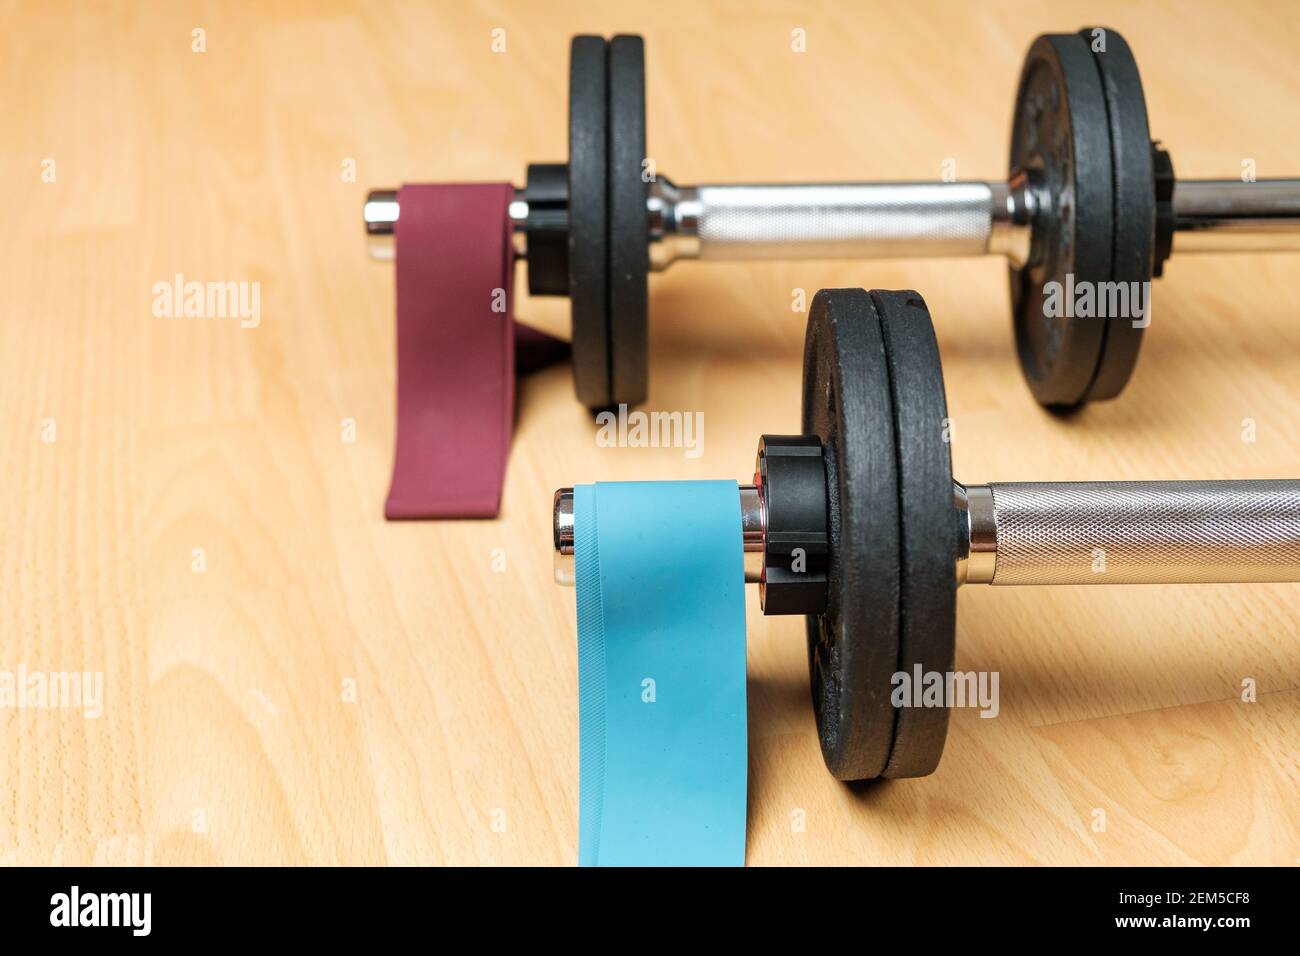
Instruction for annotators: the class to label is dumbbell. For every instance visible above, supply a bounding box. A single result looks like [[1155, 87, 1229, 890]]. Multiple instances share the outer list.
[[366, 28, 1300, 409], [550, 289, 1300, 781]]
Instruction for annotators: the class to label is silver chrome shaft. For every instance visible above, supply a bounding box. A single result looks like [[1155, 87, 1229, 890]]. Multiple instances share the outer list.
[[959, 479, 1300, 586], [1173, 179, 1300, 253], [367, 176, 1300, 264], [555, 480, 1300, 588], [646, 175, 1035, 268]]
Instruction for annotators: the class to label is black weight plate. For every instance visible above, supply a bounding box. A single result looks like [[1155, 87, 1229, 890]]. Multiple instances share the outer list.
[[1009, 33, 1115, 408], [873, 291, 958, 779], [802, 289, 900, 781], [608, 35, 650, 406], [568, 36, 611, 408], [1079, 27, 1154, 402]]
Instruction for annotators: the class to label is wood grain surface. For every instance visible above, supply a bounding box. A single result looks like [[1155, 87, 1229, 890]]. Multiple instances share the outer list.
[[2, 0, 1298, 866]]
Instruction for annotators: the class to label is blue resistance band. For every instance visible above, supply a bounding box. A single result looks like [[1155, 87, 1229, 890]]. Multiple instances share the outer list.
[[574, 481, 748, 866]]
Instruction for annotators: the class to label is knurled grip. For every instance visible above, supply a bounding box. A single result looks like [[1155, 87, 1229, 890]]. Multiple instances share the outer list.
[[692, 182, 997, 260], [986, 480, 1300, 585]]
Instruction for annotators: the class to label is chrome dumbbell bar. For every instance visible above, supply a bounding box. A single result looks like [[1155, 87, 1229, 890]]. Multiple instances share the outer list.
[[366, 176, 1300, 266], [553, 479, 1300, 591]]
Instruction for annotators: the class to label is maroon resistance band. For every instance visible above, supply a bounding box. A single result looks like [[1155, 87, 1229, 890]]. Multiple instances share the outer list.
[[385, 183, 568, 519]]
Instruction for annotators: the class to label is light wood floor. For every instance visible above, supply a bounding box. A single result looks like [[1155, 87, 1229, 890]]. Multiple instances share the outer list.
[[2, 0, 1297, 865]]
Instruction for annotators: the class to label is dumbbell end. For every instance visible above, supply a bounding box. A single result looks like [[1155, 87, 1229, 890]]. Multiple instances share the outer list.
[[552, 482, 767, 588], [363, 188, 534, 262], [553, 488, 576, 585], [365, 189, 398, 260]]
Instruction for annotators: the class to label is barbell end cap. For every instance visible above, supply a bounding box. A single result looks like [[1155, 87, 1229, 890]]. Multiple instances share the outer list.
[[364, 189, 398, 261], [364, 189, 399, 234], [553, 488, 576, 585]]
